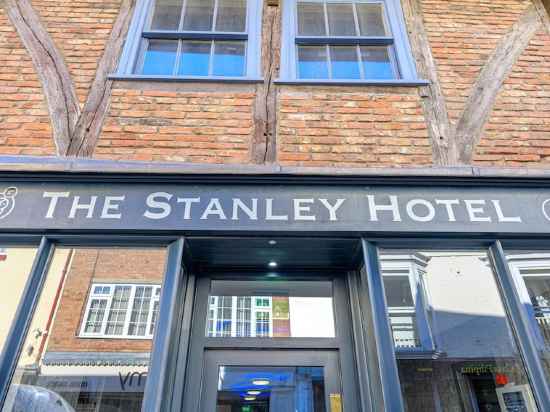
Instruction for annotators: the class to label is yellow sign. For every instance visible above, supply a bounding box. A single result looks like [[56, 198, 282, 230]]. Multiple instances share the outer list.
[[330, 393, 342, 412]]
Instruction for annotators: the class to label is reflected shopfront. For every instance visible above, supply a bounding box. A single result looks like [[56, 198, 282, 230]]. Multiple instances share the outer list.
[[0, 176, 550, 412]]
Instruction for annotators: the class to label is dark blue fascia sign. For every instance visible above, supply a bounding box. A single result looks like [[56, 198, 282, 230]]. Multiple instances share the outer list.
[[1, 182, 550, 233]]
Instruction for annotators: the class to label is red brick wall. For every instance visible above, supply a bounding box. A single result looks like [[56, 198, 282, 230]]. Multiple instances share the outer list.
[[47, 248, 166, 353]]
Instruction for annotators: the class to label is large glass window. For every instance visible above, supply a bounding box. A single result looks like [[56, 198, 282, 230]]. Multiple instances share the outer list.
[[380, 250, 537, 412], [206, 280, 336, 338], [119, 0, 261, 78], [282, 0, 418, 81], [2, 247, 167, 412], [507, 251, 550, 387], [0, 247, 38, 356]]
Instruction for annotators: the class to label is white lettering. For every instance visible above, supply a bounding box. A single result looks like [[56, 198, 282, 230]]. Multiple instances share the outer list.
[[435, 199, 460, 222], [43, 192, 70, 218], [542, 199, 550, 222], [144, 192, 173, 220], [101, 196, 125, 219], [492, 200, 522, 223], [69, 196, 98, 219], [232, 198, 258, 220], [294, 199, 316, 221], [464, 200, 491, 222], [367, 195, 402, 222], [177, 197, 200, 220], [201, 198, 227, 220], [265, 198, 288, 221], [319, 199, 345, 221], [406, 199, 436, 222]]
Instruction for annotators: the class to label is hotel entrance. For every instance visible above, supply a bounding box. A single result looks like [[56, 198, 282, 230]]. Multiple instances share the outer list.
[[179, 238, 363, 412]]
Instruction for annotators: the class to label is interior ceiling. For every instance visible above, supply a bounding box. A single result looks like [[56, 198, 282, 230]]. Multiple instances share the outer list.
[[185, 237, 363, 272]]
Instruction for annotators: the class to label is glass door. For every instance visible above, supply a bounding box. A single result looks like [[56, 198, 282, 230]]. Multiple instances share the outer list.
[[182, 275, 358, 412], [203, 350, 341, 412]]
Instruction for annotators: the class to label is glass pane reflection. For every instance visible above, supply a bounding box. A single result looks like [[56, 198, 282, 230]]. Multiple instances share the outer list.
[[140, 39, 177, 75], [206, 281, 335, 338], [380, 250, 537, 412], [2, 247, 167, 412], [216, 366, 326, 412]]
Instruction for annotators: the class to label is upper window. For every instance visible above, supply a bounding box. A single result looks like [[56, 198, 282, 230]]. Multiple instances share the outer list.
[[118, 0, 261, 79], [281, 0, 418, 82]]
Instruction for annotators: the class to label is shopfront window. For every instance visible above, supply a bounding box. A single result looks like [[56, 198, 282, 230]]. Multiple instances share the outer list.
[[507, 251, 550, 386], [380, 250, 537, 412], [0, 246, 38, 356], [2, 247, 167, 412], [206, 280, 335, 338]]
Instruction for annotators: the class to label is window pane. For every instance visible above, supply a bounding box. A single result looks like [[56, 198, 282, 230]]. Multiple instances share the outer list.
[[2, 247, 167, 412], [212, 41, 246, 77], [297, 2, 326, 36], [0, 247, 37, 356], [384, 275, 414, 307], [216, 366, 326, 410], [380, 250, 536, 412], [326, 3, 356, 36], [206, 281, 335, 338], [330, 46, 360, 79], [182, 0, 214, 31], [149, 0, 183, 30], [506, 251, 550, 387], [139, 39, 178, 75], [178, 41, 211, 76], [297, 45, 329, 79], [216, 0, 247, 32], [357, 3, 387, 36], [360, 46, 395, 79]]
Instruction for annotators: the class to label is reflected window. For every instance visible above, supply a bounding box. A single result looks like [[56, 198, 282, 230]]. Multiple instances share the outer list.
[[0, 247, 38, 356], [206, 281, 335, 338], [380, 250, 537, 412], [216, 366, 326, 411], [126, 0, 259, 78], [285, 0, 407, 81], [2, 247, 167, 412]]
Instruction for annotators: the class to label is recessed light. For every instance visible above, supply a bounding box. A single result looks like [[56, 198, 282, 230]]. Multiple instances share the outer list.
[[244, 396, 256, 401], [268, 240, 277, 245], [252, 379, 271, 386], [266, 273, 279, 278], [268, 261, 277, 268], [247, 390, 261, 396]]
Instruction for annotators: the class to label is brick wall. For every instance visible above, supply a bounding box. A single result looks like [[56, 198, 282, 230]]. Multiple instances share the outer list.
[[47, 248, 167, 353]]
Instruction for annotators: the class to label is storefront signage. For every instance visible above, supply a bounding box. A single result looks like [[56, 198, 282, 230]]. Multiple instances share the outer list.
[[3, 182, 550, 233]]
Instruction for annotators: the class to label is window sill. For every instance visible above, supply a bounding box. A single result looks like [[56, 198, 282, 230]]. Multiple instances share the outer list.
[[274, 78, 430, 87], [109, 74, 264, 84]]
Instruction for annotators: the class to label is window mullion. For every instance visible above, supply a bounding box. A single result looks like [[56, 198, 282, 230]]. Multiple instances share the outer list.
[[178, 0, 188, 31], [212, 0, 220, 31], [101, 287, 116, 336], [124, 285, 137, 337], [356, 45, 365, 80], [173, 40, 183, 76], [326, 44, 332, 79], [208, 40, 215, 76]]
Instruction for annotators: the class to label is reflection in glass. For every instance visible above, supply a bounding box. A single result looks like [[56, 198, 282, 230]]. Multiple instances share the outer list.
[[297, 46, 329, 79], [380, 250, 537, 412], [0, 247, 37, 356], [360, 46, 395, 79], [326, 3, 356, 36], [297, 2, 326, 36], [212, 41, 246, 77], [216, 366, 326, 411], [149, 0, 183, 30], [182, 0, 214, 31], [356, 3, 387, 36], [139, 39, 178, 75], [179, 41, 211, 76], [2, 247, 167, 412], [206, 281, 335, 338], [330, 46, 360, 79], [216, 0, 247, 32]]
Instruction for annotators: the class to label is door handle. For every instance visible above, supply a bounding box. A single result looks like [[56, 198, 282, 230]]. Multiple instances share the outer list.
[[330, 393, 342, 412]]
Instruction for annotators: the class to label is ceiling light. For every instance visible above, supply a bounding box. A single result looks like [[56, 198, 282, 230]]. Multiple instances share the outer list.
[[268, 261, 277, 268], [252, 379, 271, 386], [244, 396, 256, 401], [268, 240, 277, 245], [247, 390, 261, 396]]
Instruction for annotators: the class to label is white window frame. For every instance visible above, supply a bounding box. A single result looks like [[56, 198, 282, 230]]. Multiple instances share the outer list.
[[80, 283, 162, 339], [280, 0, 419, 83], [380, 254, 435, 352], [117, 0, 263, 80], [508, 254, 550, 351]]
